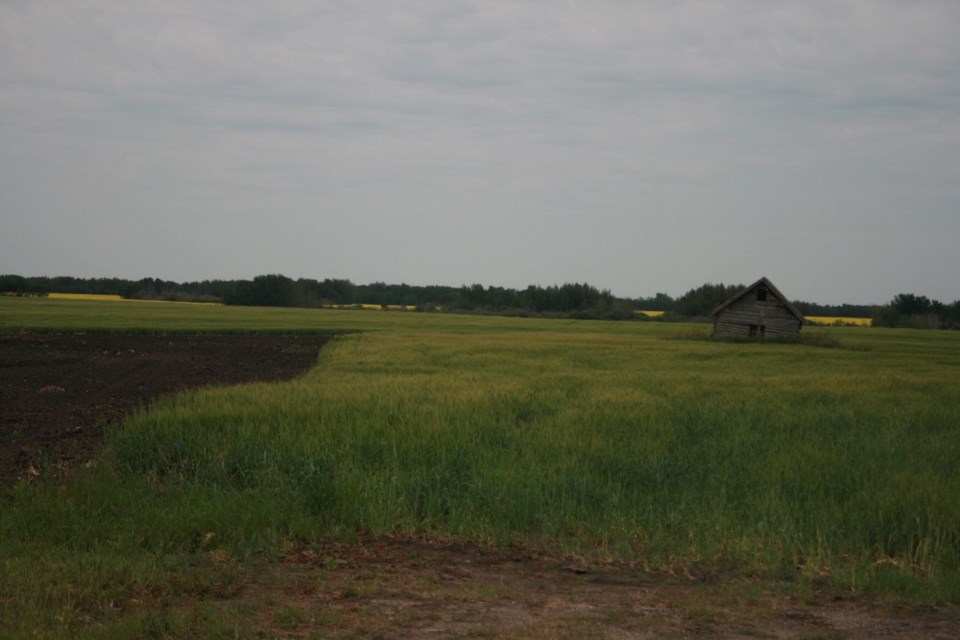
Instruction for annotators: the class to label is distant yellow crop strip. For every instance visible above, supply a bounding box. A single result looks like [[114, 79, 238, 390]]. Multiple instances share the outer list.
[[326, 303, 417, 311], [634, 311, 872, 326], [805, 316, 872, 327], [47, 293, 124, 301], [46, 293, 221, 305]]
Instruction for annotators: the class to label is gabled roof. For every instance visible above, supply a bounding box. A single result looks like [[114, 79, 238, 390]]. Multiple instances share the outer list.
[[709, 277, 805, 321]]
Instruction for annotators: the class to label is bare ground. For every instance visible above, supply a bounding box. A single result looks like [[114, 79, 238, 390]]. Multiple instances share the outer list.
[[2, 332, 957, 638], [173, 536, 960, 639], [0, 332, 329, 486]]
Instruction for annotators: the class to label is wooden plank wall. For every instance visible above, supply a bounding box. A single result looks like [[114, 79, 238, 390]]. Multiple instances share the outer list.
[[713, 296, 802, 338]]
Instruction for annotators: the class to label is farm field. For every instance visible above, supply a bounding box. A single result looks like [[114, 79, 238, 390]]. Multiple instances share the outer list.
[[44, 293, 222, 305], [805, 316, 874, 327], [0, 332, 330, 487], [1, 296, 959, 638]]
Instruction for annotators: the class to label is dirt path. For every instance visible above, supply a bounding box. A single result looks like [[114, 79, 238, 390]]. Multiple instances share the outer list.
[[2, 332, 957, 637], [185, 536, 958, 639]]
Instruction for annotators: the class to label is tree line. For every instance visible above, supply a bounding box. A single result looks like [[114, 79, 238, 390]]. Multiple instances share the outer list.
[[0, 274, 621, 316], [871, 293, 960, 329], [2, 273, 958, 328], [225, 276, 632, 319]]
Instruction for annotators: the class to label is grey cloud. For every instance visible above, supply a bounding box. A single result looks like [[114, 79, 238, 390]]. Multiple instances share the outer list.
[[2, 1, 959, 304]]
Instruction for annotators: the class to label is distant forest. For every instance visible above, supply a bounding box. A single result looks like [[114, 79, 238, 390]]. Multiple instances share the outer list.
[[2, 273, 958, 329]]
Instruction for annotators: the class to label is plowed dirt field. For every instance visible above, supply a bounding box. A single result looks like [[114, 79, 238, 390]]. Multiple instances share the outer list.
[[0, 332, 329, 486]]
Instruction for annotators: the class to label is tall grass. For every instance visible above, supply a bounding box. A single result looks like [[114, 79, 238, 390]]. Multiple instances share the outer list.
[[108, 331, 956, 569], [2, 298, 960, 636]]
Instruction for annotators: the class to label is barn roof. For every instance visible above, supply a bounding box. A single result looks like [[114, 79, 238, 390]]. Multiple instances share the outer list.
[[709, 277, 805, 321]]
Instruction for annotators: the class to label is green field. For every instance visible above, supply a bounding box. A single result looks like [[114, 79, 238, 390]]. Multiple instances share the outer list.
[[2, 296, 960, 636]]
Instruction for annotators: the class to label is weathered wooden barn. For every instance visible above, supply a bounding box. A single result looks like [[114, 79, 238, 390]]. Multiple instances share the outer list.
[[710, 277, 804, 339]]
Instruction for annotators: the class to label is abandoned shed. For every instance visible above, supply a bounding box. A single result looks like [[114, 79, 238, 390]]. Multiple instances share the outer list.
[[710, 277, 804, 339]]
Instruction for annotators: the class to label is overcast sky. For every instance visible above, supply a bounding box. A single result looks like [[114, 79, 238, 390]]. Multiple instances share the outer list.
[[2, 1, 958, 304]]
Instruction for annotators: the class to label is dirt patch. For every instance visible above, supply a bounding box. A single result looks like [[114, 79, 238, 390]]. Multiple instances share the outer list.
[[170, 536, 958, 639], [0, 332, 330, 486]]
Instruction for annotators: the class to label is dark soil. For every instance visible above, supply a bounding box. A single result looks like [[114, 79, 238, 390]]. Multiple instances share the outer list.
[[0, 332, 330, 486]]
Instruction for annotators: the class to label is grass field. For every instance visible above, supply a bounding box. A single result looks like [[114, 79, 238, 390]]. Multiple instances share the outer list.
[[2, 296, 959, 637]]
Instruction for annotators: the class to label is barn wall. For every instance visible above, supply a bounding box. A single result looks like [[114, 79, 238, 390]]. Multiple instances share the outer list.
[[712, 295, 802, 338]]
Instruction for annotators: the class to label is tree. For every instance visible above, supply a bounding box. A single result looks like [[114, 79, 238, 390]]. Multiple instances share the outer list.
[[0, 274, 30, 293], [673, 283, 743, 317], [226, 274, 296, 307], [892, 293, 933, 316], [875, 293, 951, 329]]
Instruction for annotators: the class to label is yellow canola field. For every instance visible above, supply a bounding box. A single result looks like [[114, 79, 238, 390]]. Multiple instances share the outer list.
[[636, 310, 666, 318], [326, 304, 417, 311], [805, 316, 872, 327], [46, 293, 221, 306], [48, 293, 124, 301]]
